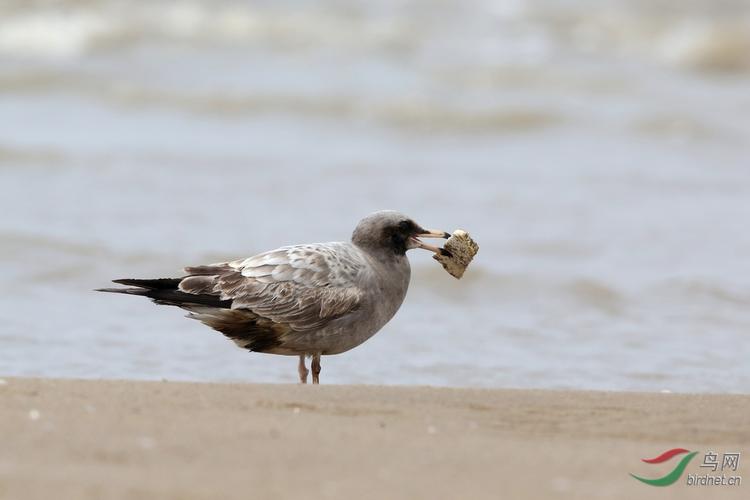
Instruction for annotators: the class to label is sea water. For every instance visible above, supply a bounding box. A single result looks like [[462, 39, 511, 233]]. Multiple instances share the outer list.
[[1, 0, 748, 392]]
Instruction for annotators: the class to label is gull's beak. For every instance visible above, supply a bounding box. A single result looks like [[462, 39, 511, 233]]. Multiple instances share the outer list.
[[409, 228, 451, 254], [420, 229, 452, 239]]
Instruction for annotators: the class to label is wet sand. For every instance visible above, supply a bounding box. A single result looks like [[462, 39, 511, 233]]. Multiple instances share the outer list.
[[1, 377, 747, 500]]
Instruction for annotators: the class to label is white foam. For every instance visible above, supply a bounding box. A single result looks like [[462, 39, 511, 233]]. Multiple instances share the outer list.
[[0, 11, 112, 58], [657, 20, 750, 72]]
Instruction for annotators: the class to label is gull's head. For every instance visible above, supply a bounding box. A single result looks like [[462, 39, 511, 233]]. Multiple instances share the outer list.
[[351, 210, 449, 256]]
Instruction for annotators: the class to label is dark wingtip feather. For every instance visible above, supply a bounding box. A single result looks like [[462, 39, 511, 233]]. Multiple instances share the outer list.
[[112, 278, 182, 289], [95, 287, 149, 296], [97, 285, 232, 308]]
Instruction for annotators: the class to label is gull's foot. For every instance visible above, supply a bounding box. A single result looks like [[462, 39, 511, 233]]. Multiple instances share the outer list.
[[298, 355, 309, 384], [311, 354, 321, 385]]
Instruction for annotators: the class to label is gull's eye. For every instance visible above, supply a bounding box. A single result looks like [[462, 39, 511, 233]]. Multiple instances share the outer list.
[[398, 220, 411, 232]]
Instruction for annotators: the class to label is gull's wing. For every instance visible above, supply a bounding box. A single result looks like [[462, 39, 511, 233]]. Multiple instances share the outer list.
[[178, 242, 366, 351]]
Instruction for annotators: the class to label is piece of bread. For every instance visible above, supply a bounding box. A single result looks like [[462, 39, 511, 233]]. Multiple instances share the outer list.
[[433, 230, 479, 279]]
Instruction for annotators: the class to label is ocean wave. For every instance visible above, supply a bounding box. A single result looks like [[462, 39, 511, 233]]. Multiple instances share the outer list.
[[0, 1, 414, 57], [563, 278, 625, 314], [416, 266, 627, 313], [631, 114, 716, 141], [1, 1, 747, 74], [0, 8, 113, 57], [0, 231, 168, 272], [420, 267, 750, 315], [525, 0, 750, 73], [0, 70, 563, 133], [654, 19, 750, 73], [646, 279, 750, 306], [0, 144, 67, 166], [0, 231, 115, 259]]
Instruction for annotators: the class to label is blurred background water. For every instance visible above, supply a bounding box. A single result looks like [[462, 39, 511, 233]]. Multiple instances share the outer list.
[[1, 0, 749, 392]]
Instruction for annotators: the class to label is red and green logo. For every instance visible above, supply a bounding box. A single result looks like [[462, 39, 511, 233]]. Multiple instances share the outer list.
[[630, 448, 699, 486]]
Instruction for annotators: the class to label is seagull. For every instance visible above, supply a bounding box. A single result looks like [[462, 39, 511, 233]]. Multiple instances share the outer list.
[[97, 210, 450, 384]]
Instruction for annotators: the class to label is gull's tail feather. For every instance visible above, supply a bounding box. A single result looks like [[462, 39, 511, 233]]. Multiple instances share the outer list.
[[96, 278, 232, 309]]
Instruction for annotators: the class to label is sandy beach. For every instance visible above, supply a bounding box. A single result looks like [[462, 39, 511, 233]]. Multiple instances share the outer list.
[[2, 1, 748, 498], [0, 378, 747, 500]]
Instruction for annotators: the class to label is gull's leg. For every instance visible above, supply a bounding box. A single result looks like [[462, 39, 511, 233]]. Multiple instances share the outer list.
[[298, 355, 309, 384], [311, 354, 321, 385]]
